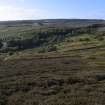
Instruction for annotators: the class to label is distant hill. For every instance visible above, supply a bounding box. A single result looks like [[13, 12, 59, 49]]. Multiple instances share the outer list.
[[0, 19, 105, 27], [0, 19, 105, 53]]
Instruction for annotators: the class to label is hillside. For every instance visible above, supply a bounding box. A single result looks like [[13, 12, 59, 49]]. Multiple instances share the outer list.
[[1, 19, 105, 105], [0, 19, 105, 53], [1, 46, 105, 105]]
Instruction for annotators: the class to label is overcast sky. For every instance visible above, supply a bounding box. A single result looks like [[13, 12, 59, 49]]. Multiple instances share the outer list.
[[0, 0, 105, 21]]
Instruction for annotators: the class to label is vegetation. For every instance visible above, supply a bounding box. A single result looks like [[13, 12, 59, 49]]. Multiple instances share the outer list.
[[0, 19, 105, 105], [0, 19, 104, 53]]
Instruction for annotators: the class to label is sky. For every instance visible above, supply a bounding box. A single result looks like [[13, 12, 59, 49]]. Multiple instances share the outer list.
[[0, 0, 105, 21]]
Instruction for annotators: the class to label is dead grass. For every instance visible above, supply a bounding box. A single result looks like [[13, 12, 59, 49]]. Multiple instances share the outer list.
[[0, 53, 105, 105]]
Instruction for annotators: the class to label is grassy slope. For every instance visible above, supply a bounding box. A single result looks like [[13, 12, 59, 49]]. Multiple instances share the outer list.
[[0, 19, 104, 40], [0, 19, 105, 105], [1, 49, 105, 105]]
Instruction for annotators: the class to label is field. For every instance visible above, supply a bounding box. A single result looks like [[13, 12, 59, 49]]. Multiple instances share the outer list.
[[0, 19, 105, 105], [0, 49, 104, 105]]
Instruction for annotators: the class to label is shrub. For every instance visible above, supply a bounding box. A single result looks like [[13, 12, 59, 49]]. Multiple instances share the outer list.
[[38, 48, 46, 53], [97, 37, 104, 41], [48, 45, 57, 52], [0, 41, 3, 48], [79, 38, 90, 42], [8, 52, 14, 56]]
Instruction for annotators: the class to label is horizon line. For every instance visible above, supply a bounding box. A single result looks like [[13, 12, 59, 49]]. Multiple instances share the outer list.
[[0, 18, 104, 22]]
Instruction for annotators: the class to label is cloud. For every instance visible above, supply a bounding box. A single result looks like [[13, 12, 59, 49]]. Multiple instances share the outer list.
[[0, 5, 48, 21]]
